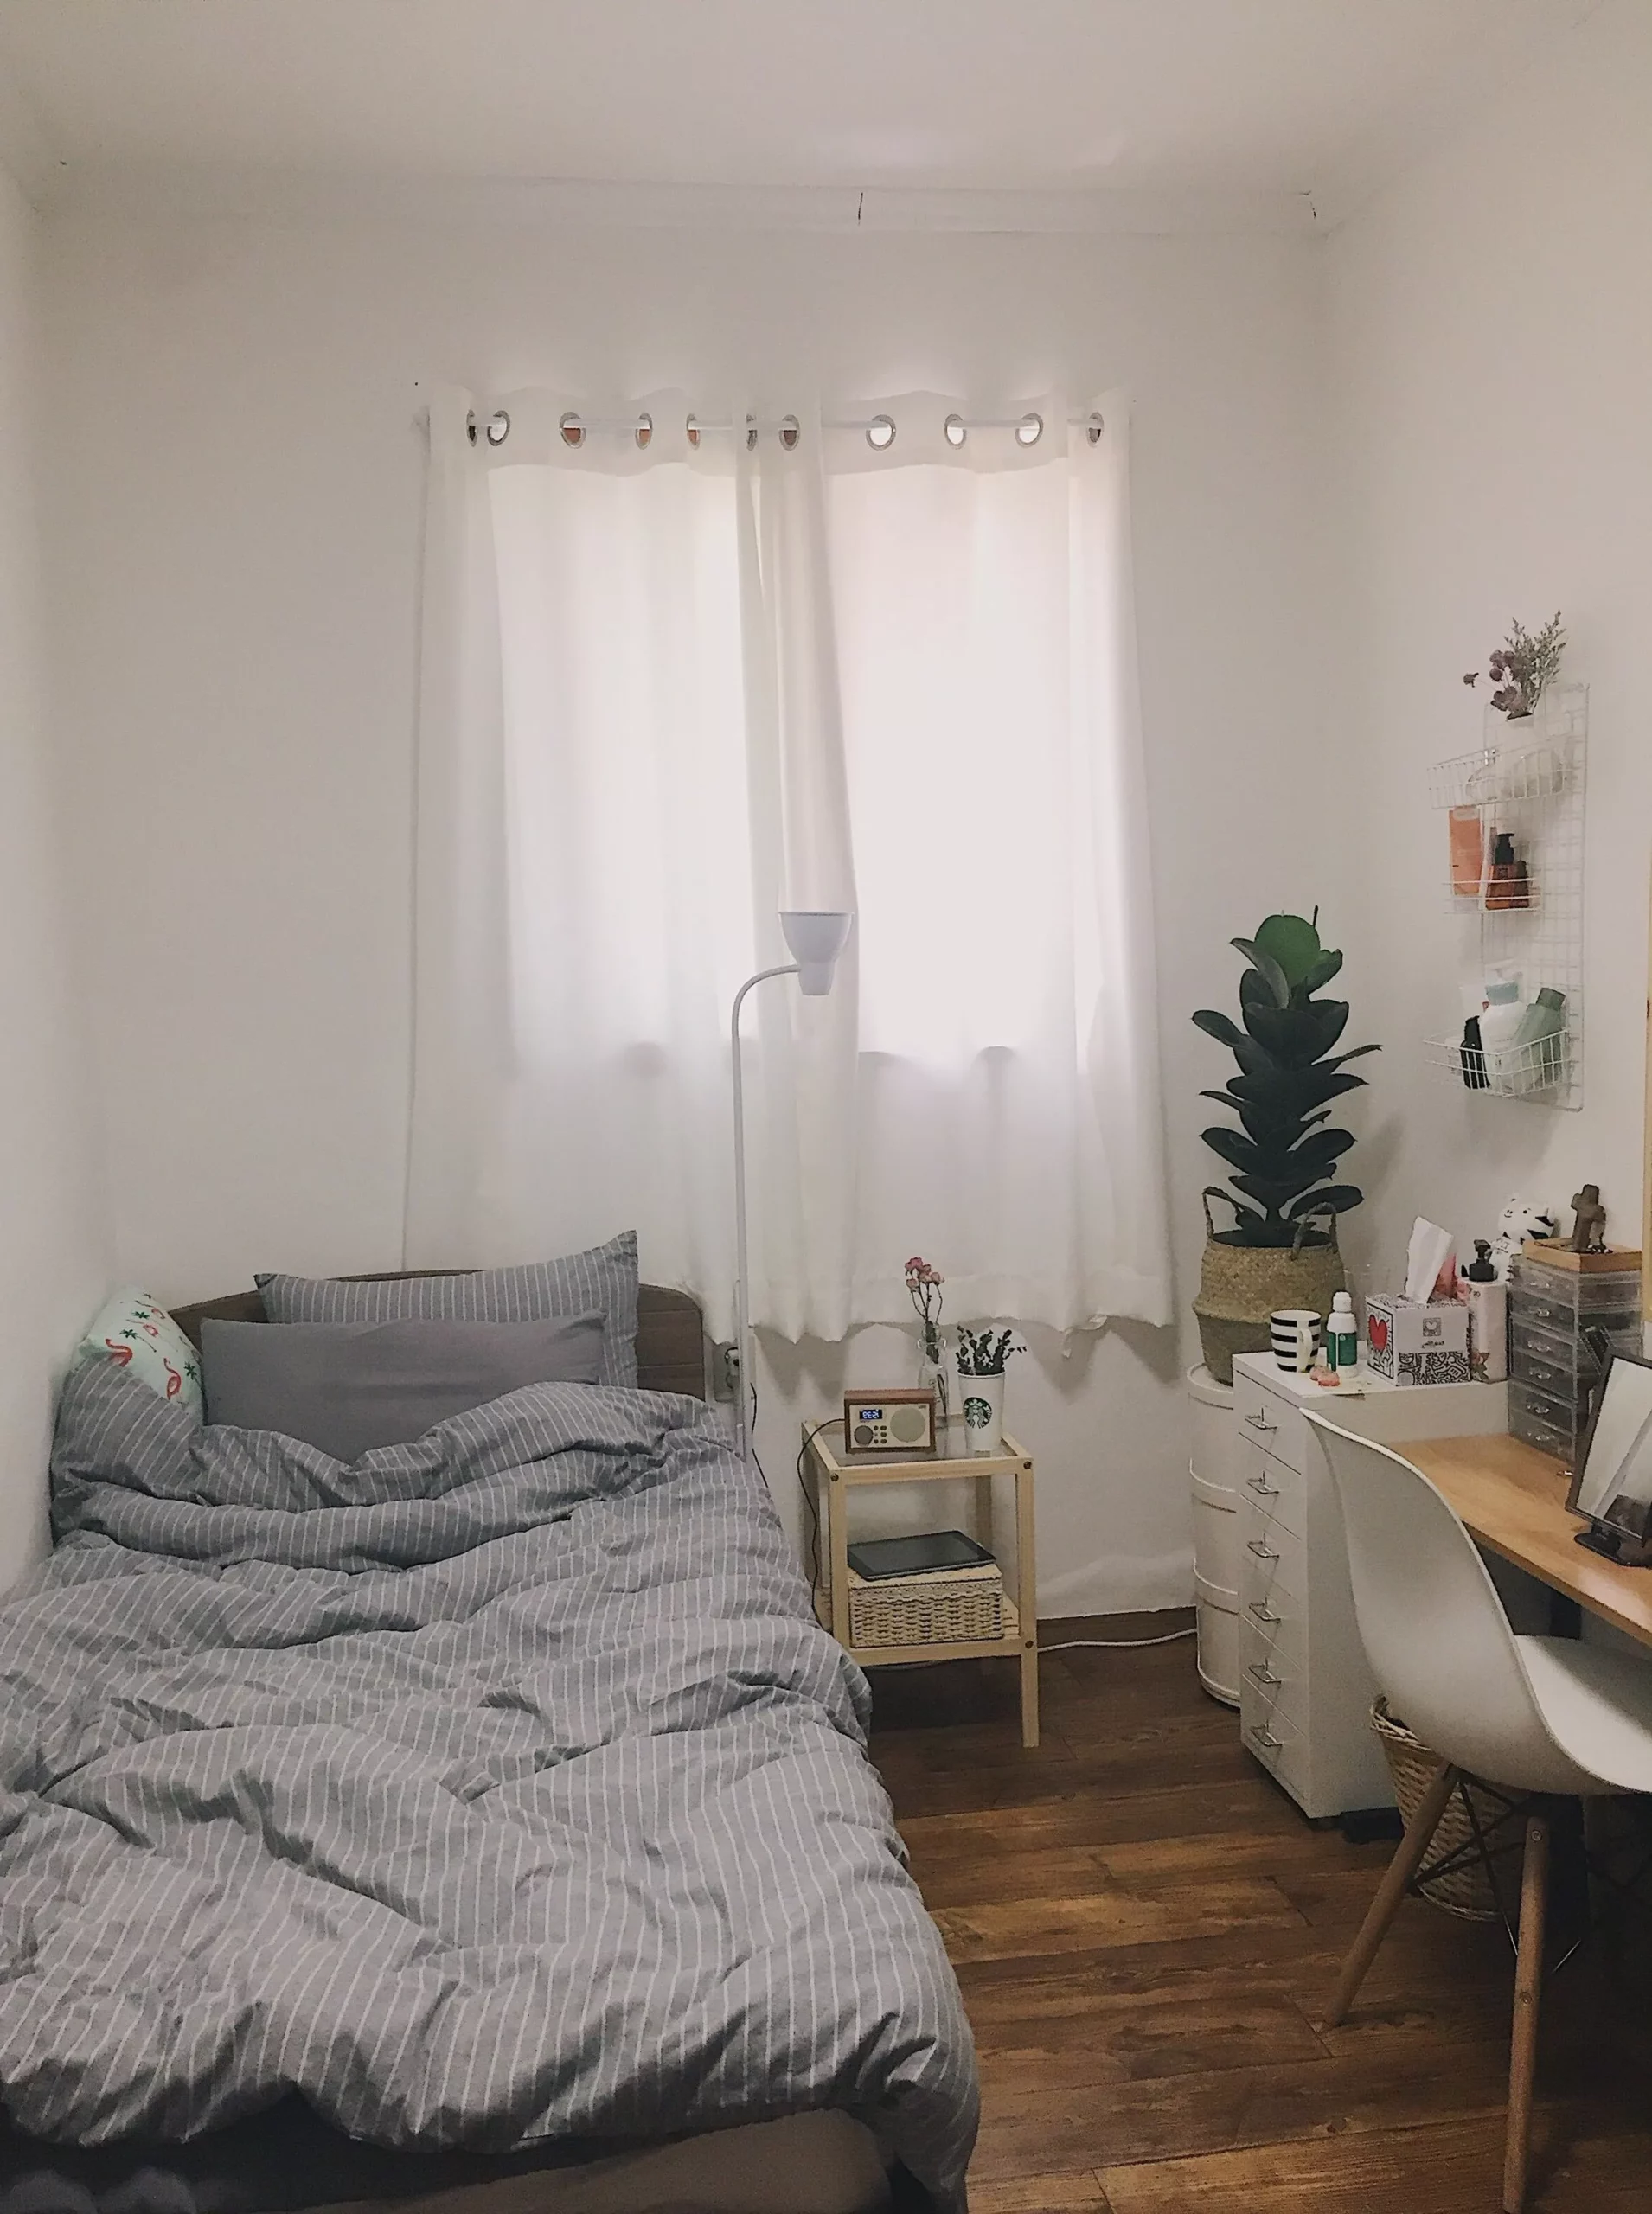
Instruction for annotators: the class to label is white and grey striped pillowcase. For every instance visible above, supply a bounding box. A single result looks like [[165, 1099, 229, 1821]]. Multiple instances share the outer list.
[[255, 1232, 641, 1389]]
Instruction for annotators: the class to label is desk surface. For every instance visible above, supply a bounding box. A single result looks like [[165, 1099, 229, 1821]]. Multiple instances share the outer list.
[[1407, 1432, 1652, 1651]]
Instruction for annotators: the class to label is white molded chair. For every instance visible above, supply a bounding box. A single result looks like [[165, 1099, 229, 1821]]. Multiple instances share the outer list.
[[1308, 1412, 1652, 2213]]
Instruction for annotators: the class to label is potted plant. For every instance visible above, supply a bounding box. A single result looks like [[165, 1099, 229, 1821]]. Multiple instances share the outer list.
[[1191, 912, 1380, 1384], [955, 1327, 1024, 1457]]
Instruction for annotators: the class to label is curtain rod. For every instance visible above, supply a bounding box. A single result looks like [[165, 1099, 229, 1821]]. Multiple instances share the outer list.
[[469, 406, 1105, 454]]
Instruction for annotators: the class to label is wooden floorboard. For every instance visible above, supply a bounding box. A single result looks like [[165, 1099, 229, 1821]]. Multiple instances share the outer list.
[[865, 1622, 1652, 2212]]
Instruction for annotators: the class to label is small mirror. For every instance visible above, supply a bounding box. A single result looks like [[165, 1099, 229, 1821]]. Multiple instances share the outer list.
[[1569, 1352, 1652, 1560]]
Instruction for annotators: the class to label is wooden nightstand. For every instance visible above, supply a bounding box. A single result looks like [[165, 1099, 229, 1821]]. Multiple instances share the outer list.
[[801, 1420, 1040, 1747]]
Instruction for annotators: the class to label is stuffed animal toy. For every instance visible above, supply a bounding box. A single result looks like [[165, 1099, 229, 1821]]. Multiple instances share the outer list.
[[1488, 1196, 1559, 1280]]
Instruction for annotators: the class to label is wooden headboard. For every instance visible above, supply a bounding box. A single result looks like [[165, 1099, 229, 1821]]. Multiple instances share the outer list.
[[171, 1276, 708, 1400]]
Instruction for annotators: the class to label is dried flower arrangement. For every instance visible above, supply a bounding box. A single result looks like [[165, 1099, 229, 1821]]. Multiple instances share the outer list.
[[956, 1327, 1025, 1379], [1463, 612, 1566, 720], [904, 1257, 945, 1371]]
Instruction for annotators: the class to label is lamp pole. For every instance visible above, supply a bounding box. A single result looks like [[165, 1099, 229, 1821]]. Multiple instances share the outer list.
[[728, 911, 852, 1478], [731, 963, 802, 1474]]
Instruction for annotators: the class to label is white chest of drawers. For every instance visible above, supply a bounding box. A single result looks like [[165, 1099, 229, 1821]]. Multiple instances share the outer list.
[[1230, 1353, 1507, 1821]]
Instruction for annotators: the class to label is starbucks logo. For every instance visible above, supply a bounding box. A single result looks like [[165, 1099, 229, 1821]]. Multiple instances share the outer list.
[[963, 1394, 992, 1430]]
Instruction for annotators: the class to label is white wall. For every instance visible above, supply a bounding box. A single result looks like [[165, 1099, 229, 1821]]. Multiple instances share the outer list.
[[0, 164, 110, 1587], [42, 208, 1340, 1612], [1328, 0, 1652, 1299]]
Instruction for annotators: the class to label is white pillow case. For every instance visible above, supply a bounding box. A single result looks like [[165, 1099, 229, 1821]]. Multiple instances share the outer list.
[[78, 1287, 205, 1423]]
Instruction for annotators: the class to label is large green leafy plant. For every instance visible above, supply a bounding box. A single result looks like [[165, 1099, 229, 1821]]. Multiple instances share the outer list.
[[1194, 912, 1379, 1250]]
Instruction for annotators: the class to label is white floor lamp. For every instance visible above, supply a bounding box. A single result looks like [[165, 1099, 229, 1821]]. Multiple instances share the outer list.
[[730, 909, 853, 1475]]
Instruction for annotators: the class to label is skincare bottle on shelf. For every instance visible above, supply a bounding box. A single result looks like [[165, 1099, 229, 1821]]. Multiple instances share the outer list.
[[1513, 985, 1567, 1089], [1458, 984, 1489, 1090], [1484, 831, 1531, 910], [1463, 1239, 1508, 1383], [1477, 975, 1525, 1090]]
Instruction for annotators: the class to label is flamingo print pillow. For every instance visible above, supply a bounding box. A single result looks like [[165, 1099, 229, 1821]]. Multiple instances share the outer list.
[[77, 1287, 204, 1422]]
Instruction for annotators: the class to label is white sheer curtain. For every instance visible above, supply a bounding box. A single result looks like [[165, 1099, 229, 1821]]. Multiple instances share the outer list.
[[407, 387, 1170, 1341]]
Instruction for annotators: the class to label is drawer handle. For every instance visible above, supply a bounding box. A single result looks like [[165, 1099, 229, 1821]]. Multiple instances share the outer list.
[[1246, 1539, 1279, 1560], [1247, 1661, 1283, 1689], [1244, 1412, 1277, 1433], [1246, 1475, 1279, 1498], [1248, 1724, 1284, 1751], [1247, 1601, 1282, 1624]]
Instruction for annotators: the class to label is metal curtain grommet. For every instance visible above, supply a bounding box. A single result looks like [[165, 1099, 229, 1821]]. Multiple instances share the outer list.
[[1015, 412, 1043, 447], [686, 413, 701, 448], [1085, 411, 1105, 445], [635, 412, 652, 450], [778, 414, 800, 450], [465, 410, 477, 445], [865, 413, 895, 451], [485, 409, 509, 447], [559, 412, 586, 448], [943, 413, 967, 447], [745, 413, 759, 451]]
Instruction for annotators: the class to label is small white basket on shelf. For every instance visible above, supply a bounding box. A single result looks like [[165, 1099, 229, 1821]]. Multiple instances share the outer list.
[[1422, 1028, 1570, 1100], [1428, 732, 1577, 811]]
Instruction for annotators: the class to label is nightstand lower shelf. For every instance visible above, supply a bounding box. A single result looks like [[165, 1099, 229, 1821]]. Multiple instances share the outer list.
[[801, 1419, 1040, 1746]]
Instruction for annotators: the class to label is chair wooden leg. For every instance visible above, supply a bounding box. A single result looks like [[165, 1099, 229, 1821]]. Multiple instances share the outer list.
[[1503, 1811, 1551, 2214], [1329, 1759, 1460, 2025]]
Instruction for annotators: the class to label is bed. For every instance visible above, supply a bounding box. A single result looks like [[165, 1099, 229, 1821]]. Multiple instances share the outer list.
[[0, 1273, 976, 2214]]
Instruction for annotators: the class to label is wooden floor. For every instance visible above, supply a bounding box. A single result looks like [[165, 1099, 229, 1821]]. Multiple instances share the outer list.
[[865, 1615, 1652, 2214]]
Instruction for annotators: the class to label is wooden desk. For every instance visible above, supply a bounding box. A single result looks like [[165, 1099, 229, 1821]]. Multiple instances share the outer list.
[[1407, 1432, 1652, 1652]]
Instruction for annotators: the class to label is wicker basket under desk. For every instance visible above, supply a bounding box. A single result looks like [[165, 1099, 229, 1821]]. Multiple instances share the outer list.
[[833, 1561, 1006, 1649]]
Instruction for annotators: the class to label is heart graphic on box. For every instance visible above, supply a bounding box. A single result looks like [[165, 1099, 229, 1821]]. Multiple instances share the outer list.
[[1368, 1315, 1389, 1353]]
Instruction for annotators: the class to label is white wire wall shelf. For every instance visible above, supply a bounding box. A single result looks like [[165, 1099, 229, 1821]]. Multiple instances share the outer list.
[[1425, 683, 1585, 1112]]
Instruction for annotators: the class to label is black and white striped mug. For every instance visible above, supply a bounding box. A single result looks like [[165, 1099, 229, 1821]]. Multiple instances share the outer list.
[[1270, 1309, 1322, 1373]]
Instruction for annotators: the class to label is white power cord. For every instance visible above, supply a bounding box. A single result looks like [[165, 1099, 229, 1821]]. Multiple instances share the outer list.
[[1041, 1628, 1198, 1653]]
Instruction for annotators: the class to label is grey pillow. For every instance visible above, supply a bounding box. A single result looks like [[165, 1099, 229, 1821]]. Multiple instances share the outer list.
[[201, 1315, 606, 1462], [255, 1231, 640, 1387]]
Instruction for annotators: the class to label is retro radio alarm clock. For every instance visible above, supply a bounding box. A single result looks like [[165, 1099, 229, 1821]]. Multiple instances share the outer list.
[[842, 1386, 938, 1457]]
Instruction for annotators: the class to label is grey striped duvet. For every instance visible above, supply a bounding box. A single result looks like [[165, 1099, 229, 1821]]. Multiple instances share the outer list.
[[0, 1366, 976, 2210]]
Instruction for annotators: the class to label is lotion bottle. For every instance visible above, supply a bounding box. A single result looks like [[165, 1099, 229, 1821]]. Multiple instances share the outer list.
[[1463, 1239, 1508, 1383], [1477, 975, 1525, 1091], [1328, 1290, 1358, 1376]]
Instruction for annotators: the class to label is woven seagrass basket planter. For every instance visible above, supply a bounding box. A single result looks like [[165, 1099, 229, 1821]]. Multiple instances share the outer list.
[[1372, 1699, 1504, 1921], [1192, 1191, 1348, 1386]]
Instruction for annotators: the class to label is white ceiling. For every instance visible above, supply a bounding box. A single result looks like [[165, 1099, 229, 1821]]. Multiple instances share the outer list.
[[0, 0, 1603, 229]]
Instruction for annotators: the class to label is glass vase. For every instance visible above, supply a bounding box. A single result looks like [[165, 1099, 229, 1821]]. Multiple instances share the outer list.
[[918, 1327, 951, 1442]]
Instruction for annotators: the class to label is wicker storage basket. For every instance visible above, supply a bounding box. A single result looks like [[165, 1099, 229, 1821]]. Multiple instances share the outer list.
[[1193, 1192, 1348, 1385], [1372, 1698, 1505, 1921], [843, 1562, 1004, 1648]]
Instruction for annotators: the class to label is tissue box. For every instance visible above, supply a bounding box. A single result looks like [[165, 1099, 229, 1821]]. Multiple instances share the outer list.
[[1366, 1293, 1470, 1385]]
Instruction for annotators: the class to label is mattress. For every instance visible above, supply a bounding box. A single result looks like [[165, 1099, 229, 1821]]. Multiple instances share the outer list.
[[0, 2104, 900, 2214], [0, 1366, 975, 2211]]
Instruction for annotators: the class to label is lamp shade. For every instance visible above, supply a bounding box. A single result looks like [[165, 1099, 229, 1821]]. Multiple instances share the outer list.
[[779, 909, 852, 995]]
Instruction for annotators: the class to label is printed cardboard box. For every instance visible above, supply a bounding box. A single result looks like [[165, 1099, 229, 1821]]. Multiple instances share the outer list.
[[1366, 1293, 1471, 1386]]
